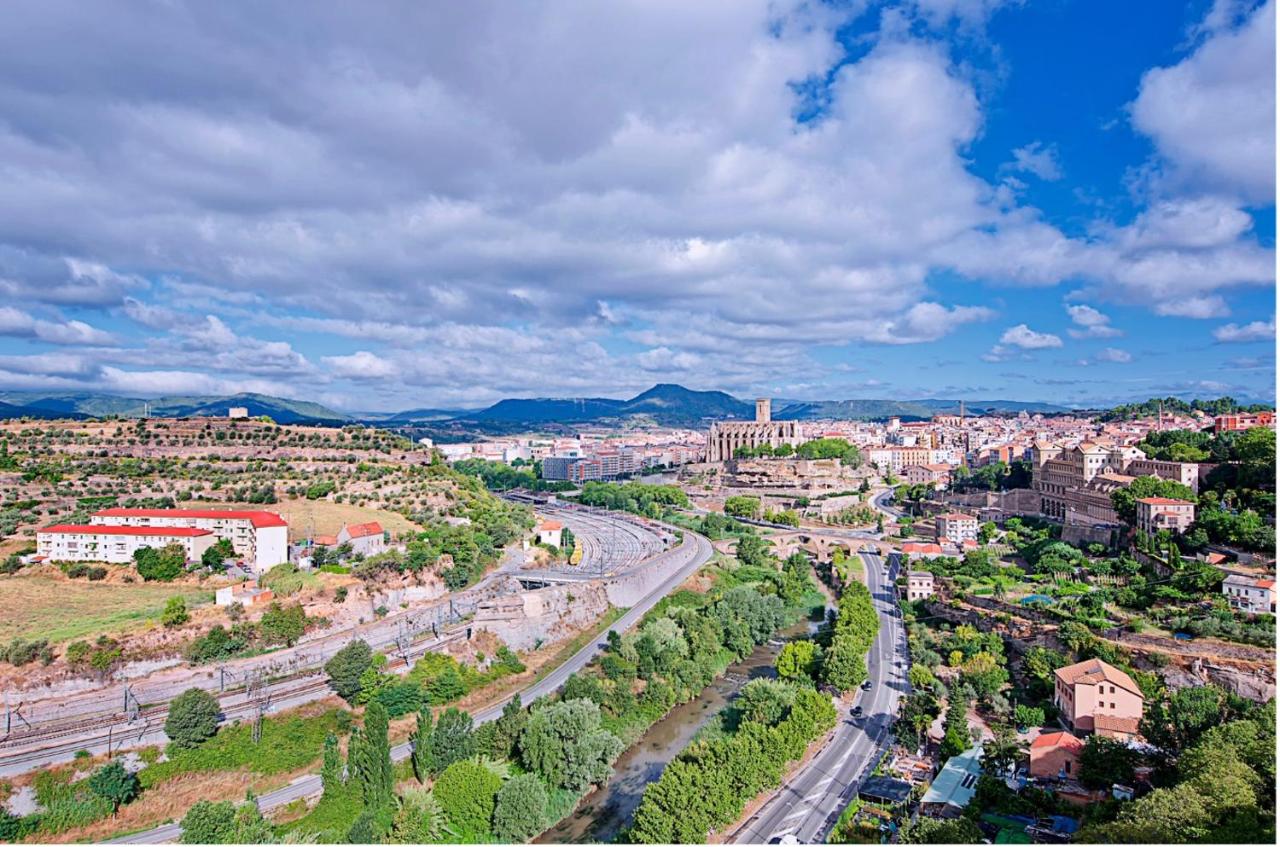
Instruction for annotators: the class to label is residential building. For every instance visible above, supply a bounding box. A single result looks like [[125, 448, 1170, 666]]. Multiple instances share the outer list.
[[920, 746, 983, 818], [935, 512, 978, 545], [1029, 731, 1085, 780], [1222, 574, 1276, 615], [1053, 658, 1144, 739], [1214, 411, 1275, 433], [336, 521, 386, 557], [37, 524, 216, 564], [900, 541, 943, 559], [228, 406, 249, 419], [1127, 458, 1200, 493], [902, 463, 952, 488], [1136, 497, 1196, 536], [89, 508, 288, 574], [906, 570, 935, 601], [214, 585, 274, 608]]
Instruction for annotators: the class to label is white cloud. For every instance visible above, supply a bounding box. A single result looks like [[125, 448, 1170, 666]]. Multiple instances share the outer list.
[[323, 350, 398, 380], [1213, 317, 1276, 342], [1131, 0, 1275, 203], [1007, 141, 1063, 181], [999, 324, 1063, 349], [1065, 304, 1122, 338], [0, 306, 116, 346], [1153, 295, 1230, 318]]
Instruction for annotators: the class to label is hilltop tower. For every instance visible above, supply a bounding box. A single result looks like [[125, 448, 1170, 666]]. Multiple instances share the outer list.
[[755, 398, 771, 422]]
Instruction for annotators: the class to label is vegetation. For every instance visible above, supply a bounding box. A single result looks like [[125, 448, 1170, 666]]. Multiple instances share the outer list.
[[576, 481, 689, 518], [164, 687, 221, 749]]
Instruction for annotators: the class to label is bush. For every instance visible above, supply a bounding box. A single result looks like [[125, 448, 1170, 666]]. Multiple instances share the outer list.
[[87, 761, 140, 812], [165, 688, 220, 749], [434, 759, 501, 838], [161, 596, 189, 628], [493, 773, 550, 842], [325, 639, 372, 702]]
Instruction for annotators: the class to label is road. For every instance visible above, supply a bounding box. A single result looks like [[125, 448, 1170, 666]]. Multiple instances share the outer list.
[[731, 543, 909, 844], [109, 529, 714, 844], [0, 501, 662, 776]]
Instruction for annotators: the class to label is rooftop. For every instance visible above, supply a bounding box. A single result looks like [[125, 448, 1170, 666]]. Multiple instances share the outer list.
[[1031, 731, 1084, 753], [1054, 658, 1142, 697], [1137, 497, 1194, 506], [94, 508, 288, 528], [40, 524, 213, 537]]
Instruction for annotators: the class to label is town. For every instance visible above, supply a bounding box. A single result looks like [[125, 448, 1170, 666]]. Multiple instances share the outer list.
[[0, 390, 1273, 844]]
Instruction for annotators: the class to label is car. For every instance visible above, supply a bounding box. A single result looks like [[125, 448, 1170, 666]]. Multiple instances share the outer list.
[[852, 705, 863, 717], [861, 680, 873, 691]]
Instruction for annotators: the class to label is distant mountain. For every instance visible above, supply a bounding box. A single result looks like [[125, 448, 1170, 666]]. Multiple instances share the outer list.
[[620, 383, 754, 422], [776, 397, 1070, 420], [454, 396, 627, 424], [0, 391, 348, 424], [376, 407, 467, 423], [0, 399, 91, 420]]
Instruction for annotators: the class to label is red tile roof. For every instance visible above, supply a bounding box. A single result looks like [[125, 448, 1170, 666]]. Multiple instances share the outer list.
[[39, 524, 212, 537], [94, 508, 287, 528], [1054, 658, 1143, 697], [1031, 731, 1084, 753], [1137, 497, 1193, 506], [343, 521, 383, 539], [1093, 714, 1141, 734], [538, 520, 563, 531]]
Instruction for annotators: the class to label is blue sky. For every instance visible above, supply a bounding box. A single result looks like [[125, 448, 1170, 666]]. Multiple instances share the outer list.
[[0, 0, 1273, 411]]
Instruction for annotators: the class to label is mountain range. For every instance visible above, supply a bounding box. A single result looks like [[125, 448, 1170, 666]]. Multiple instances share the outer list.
[[0, 384, 1071, 427]]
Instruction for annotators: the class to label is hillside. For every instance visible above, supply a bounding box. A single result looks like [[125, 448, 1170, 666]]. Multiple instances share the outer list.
[[0, 391, 348, 423]]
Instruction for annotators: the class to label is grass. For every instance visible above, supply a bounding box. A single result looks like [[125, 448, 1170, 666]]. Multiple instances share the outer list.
[[139, 708, 346, 789], [278, 780, 363, 839], [0, 574, 213, 643]]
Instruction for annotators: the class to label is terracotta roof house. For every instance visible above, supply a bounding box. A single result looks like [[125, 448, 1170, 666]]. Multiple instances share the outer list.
[[1054, 658, 1144, 739], [337, 521, 387, 557], [1029, 731, 1085, 780]]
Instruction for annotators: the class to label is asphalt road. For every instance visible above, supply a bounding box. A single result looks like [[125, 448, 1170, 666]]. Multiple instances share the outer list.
[[109, 529, 714, 844], [731, 546, 908, 844]]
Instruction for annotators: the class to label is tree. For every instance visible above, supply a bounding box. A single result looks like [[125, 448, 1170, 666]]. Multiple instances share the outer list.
[[1079, 734, 1140, 789], [775, 640, 821, 683], [427, 707, 475, 776], [736, 678, 795, 726], [487, 697, 528, 761], [321, 732, 343, 796], [435, 759, 501, 838], [165, 687, 220, 749], [1111, 476, 1195, 525], [520, 698, 624, 792], [724, 495, 761, 519], [1013, 704, 1045, 729], [492, 773, 550, 842], [1081, 783, 1212, 843], [134, 545, 182, 582], [258, 602, 306, 646], [940, 688, 970, 760], [325, 639, 373, 702], [981, 723, 1024, 776], [87, 761, 139, 813], [351, 701, 394, 810], [900, 816, 983, 844], [1142, 684, 1231, 752], [734, 532, 771, 567], [393, 785, 447, 843], [161, 596, 189, 628], [179, 800, 237, 844], [409, 705, 433, 782]]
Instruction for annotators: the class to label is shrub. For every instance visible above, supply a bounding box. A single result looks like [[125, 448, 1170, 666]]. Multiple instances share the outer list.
[[165, 688, 220, 749], [434, 759, 501, 838], [161, 596, 189, 628], [493, 773, 549, 841], [325, 639, 372, 702]]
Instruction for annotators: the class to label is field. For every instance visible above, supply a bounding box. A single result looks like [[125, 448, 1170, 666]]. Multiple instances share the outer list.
[[0, 573, 214, 643], [211, 498, 421, 542]]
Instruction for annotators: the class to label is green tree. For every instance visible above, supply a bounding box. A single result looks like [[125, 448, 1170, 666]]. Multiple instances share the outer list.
[[434, 759, 501, 839], [134, 545, 182, 581], [520, 699, 623, 792], [409, 705, 433, 783], [320, 732, 343, 796], [393, 785, 447, 843], [165, 687, 220, 749], [86, 761, 139, 814], [258, 602, 306, 646], [900, 816, 983, 844], [1079, 734, 1141, 789], [1111, 476, 1195, 524], [324, 639, 373, 702], [492, 773, 550, 842], [723, 495, 761, 519], [775, 640, 821, 683], [427, 707, 475, 776], [178, 800, 236, 844], [940, 688, 970, 760], [350, 701, 394, 810], [161, 596, 189, 628], [486, 697, 528, 761]]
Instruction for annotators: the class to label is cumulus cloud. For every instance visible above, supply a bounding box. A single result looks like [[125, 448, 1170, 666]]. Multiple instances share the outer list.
[[1214, 317, 1276, 342], [1007, 141, 1063, 181], [323, 350, 398, 380], [1153, 295, 1230, 318], [1095, 347, 1133, 363], [999, 324, 1063, 349], [1131, 0, 1275, 203], [0, 306, 116, 346], [1066, 304, 1122, 338]]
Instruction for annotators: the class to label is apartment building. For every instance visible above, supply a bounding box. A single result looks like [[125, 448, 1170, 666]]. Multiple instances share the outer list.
[[935, 512, 978, 545], [90, 508, 288, 574], [1136, 497, 1196, 536], [1053, 658, 1144, 739], [1222, 574, 1276, 614], [906, 570, 936, 601], [37, 524, 216, 564], [1031, 441, 1199, 526]]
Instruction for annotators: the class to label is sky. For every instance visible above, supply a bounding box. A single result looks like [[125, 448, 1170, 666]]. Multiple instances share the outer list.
[[0, 0, 1274, 412]]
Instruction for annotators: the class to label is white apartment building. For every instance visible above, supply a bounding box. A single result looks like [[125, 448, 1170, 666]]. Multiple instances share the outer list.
[[90, 508, 288, 574], [907, 570, 936, 601], [935, 512, 979, 545], [37, 524, 216, 564], [1222, 574, 1276, 615]]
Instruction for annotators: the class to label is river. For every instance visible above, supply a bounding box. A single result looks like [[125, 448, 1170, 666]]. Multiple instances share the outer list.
[[537, 621, 813, 844]]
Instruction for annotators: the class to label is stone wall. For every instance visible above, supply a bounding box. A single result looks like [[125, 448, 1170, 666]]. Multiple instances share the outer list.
[[473, 582, 610, 651]]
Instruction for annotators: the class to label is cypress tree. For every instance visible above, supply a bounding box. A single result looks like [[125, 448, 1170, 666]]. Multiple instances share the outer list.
[[359, 701, 394, 809], [410, 705, 433, 783], [320, 732, 343, 796]]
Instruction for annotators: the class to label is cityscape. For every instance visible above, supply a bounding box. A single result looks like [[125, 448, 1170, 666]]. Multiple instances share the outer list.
[[0, 2, 1275, 846]]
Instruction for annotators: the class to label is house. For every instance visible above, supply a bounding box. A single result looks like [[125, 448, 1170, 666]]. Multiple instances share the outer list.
[[535, 519, 564, 548], [935, 512, 978, 545], [901, 541, 943, 560], [1136, 497, 1196, 536], [337, 521, 386, 557], [920, 746, 983, 818], [1053, 658, 1144, 739], [1222, 574, 1276, 615], [906, 570, 935, 601], [89, 508, 288, 574], [36, 524, 216, 565], [1029, 731, 1085, 780], [902, 464, 952, 488]]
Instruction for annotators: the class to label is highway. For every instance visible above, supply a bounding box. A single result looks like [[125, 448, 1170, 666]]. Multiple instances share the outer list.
[[730, 486, 908, 844], [108, 529, 714, 844]]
